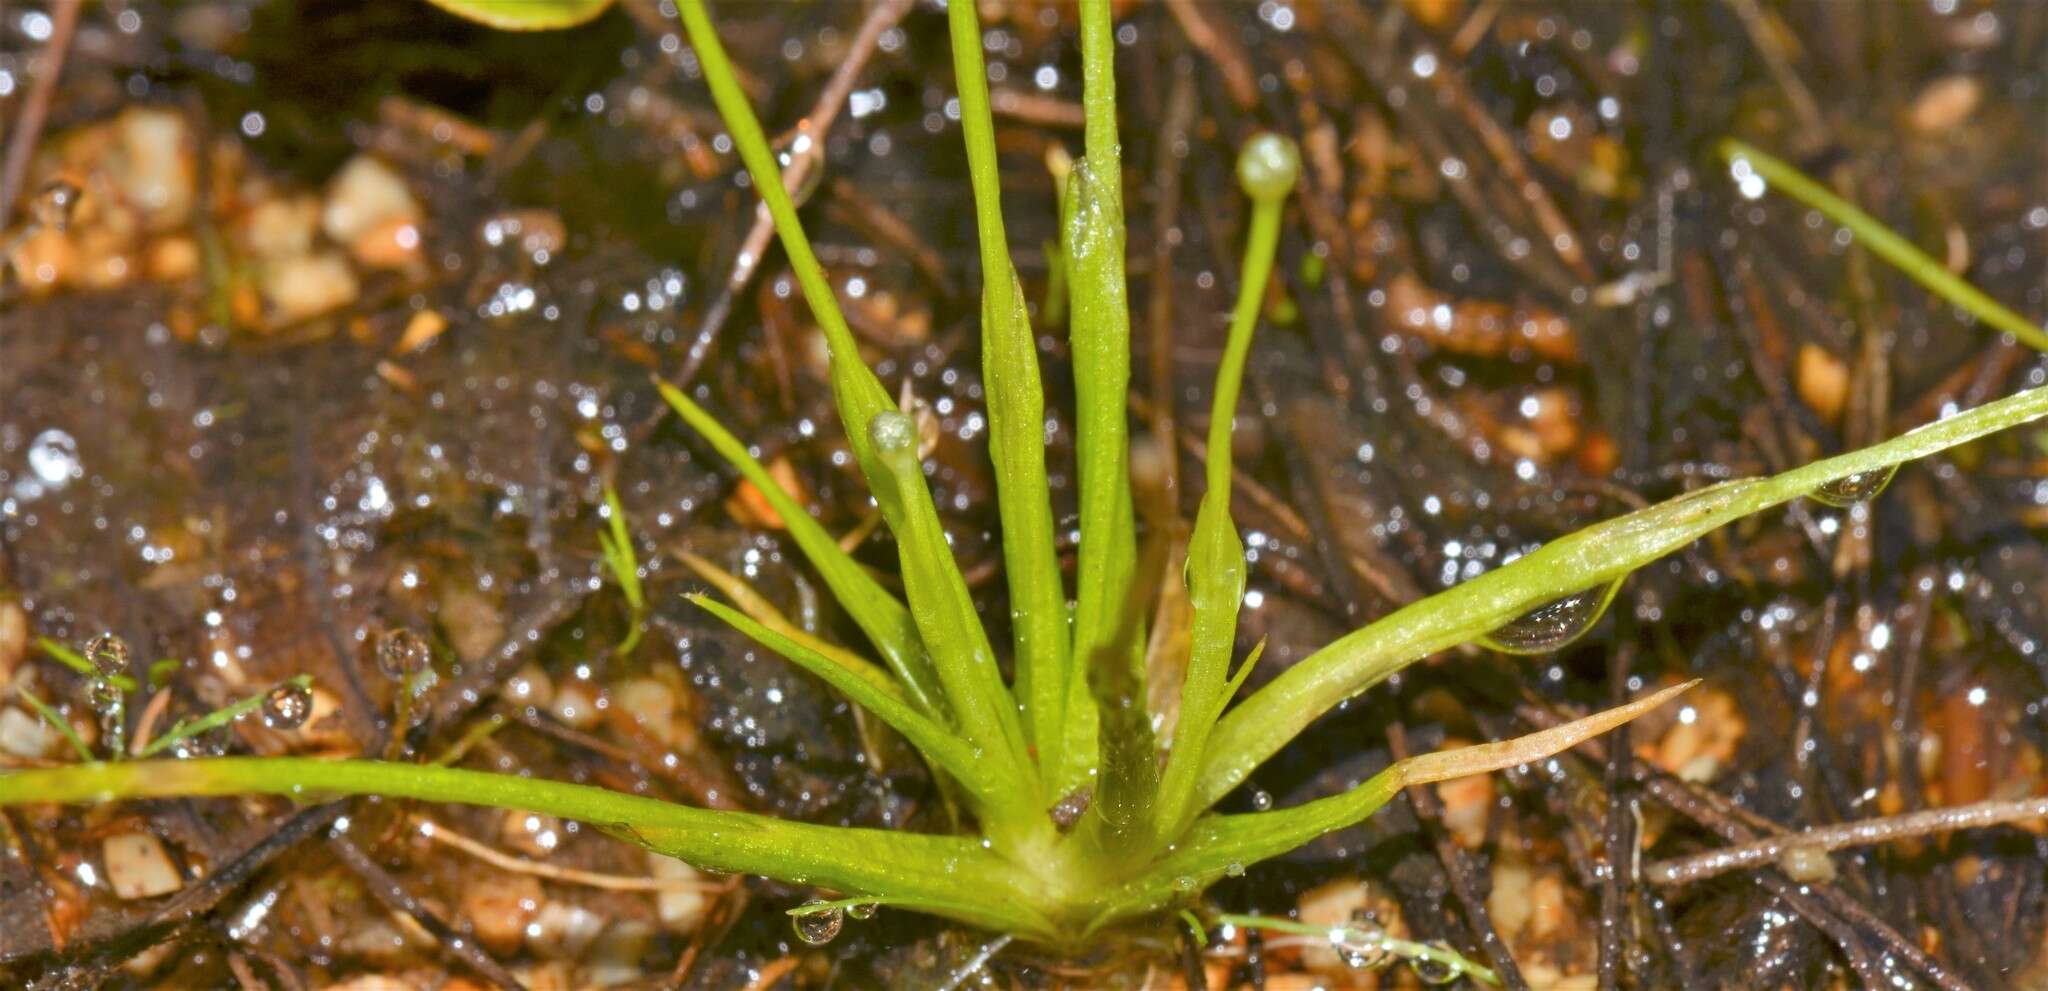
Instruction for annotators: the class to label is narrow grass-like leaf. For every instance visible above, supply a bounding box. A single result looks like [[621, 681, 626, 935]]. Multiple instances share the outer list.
[[677, 552, 903, 704], [672, 0, 897, 484], [946, 0, 1073, 792], [1066, 0, 1149, 840], [1197, 386, 2048, 807], [657, 382, 941, 714], [136, 674, 314, 759], [17, 689, 92, 763], [1719, 139, 2048, 352], [599, 484, 646, 656], [690, 596, 1014, 815], [866, 412, 1036, 798], [1100, 683, 1693, 932], [1153, 136, 1297, 838], [599, 485, 645, 613], [0, 757, 1055, 938], [37, 637, 138, 693]]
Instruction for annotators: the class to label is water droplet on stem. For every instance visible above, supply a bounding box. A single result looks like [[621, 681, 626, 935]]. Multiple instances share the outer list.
[[1480, 579, 1622, 654], [376, 628, 431, 681], [1809, 466, 1897, 507], [262, 681, 313, 729], [84, 633, 130, 678], [792, 901, 844, 945]]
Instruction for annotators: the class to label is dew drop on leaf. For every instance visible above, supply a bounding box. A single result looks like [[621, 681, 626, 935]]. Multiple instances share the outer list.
[[1479, 578, 1622, 654], [792, 902, 844, 945], [262, 681, 313, 730], [376, 628, 431, 681], [846, 902, 877, 921], [1250, 789, 1273, 811], [1808, 465, 1897, 507], [84, 633, 130, 678]]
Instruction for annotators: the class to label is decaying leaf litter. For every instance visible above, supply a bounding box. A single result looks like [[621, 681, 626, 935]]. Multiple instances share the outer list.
[[2, 0, 2047, 988]]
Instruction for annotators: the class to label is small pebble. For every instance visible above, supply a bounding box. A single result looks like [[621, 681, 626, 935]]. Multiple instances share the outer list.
[[260, 251, 359, 323], [460, 873, 542, 955], [102, 832, 183, 899], [323, 155, 421, 253]]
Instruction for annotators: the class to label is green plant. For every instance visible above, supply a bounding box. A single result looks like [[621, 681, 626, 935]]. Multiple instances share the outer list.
[[6, 0, 2048, 962], [597, 482, 647, 656]]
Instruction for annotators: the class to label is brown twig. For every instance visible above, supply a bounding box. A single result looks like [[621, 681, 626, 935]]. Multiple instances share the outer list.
[[666, 0, 915, 390], [327, 832, 527, 991], [1644, 795, 2048, 886], [1145, 59, 1197, 505], [1162, 0, 1258, 110], [0, 0, 82, 226], [1385, 723, 1533, 991]]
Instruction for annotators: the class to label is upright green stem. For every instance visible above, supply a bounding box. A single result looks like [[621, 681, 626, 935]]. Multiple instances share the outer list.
[[1719, 139, 2048, 352], [1151, 135, 1298, 840], [1066, 0, 1148, 838], [946, 0, 1072, 794]]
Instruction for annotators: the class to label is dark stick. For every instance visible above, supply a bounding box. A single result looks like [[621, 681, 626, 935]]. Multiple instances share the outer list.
[[1386, 723, 1534, 991], [327, 832, 527, 991], [1595, 639, 1635, 991]]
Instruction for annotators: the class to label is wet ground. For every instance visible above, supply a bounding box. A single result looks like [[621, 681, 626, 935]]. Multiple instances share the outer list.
[[1, 1, 2047, 988]]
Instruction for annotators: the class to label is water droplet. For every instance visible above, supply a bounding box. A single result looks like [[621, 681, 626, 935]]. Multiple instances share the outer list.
[[1809, 466, 1897, 507], [84, 633, 129, 678], [1224, 861, 1245, 878], [375, 628, 431, 681], [792, 902, 843, 945], [845, 902, 877, 921], [1413, 947, 1461, 984], [26, 428, 79, 488], [771, 128, 826, 207], [1250, 789, 1273, 811], [1480, 579, 1622, 654], [262, 682, 313, 730]]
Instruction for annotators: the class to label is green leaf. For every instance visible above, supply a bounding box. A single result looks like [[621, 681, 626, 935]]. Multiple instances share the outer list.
[[599, 485, 645, 612], [17, 689, 92, 763], [419, 0, 613, 31], [657, 382, 942, 715], [1196, 385, 2048, 808], [1066, 0, 1146, 840], [690, 596, 1016, 815], [37, 637, 137, 693], [865, 413, 1036, 802], [0, 756, 1057, 939], [671, 0, 897, 486], [1096, 683, 1693, 933], [676, 552, 903, 705], [136, 675, 315, 759], [945, 0, 1073, 795], [1719, 140, 2048, 353]]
